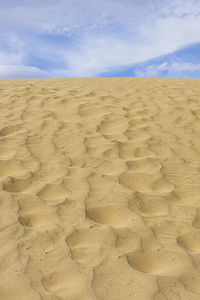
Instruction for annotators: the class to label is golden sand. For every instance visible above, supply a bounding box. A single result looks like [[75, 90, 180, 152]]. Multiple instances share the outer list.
[[0, 77, 200, 299]]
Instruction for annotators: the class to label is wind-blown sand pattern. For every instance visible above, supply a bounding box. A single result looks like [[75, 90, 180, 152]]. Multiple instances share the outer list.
[[0, 77, 200, 299]]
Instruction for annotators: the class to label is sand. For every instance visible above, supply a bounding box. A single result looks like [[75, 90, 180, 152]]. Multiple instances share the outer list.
[[0, 77, 200, 299]]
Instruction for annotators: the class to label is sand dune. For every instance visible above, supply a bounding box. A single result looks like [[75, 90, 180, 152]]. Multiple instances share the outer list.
[[0, 77, 200, 299]]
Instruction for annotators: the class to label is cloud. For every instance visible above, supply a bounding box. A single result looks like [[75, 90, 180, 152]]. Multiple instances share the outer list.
[[134, 61, 200, 78], [0, 0, 200, 78], [160, 62, 200, 72], [0, 0, 119, 34], [0, 65, 49, 79]]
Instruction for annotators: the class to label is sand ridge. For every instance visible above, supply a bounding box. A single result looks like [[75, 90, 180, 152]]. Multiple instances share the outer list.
[[0, 77, 200, 299]]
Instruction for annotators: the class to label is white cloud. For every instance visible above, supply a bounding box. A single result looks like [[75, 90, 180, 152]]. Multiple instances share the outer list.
[[159, 0, 200, 17], [172, 62, 200, 72], [0, 0, 119, 34], [161, 62, 200, 72], [0, 0, 200, 77], [0, 52, 22, 65], [134, 61, 200, 77], [0, 65, 49, 79], [58, 11, 200, 77]]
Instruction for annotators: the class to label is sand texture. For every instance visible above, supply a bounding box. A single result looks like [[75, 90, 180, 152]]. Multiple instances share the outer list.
[[0, 77, 200, 299]]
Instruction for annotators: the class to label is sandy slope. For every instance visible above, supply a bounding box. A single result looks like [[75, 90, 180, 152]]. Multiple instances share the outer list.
[[0, 77, 200, 299]]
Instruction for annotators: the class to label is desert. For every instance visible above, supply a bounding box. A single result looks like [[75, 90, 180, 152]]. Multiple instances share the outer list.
[[0, 77, 200, 299]]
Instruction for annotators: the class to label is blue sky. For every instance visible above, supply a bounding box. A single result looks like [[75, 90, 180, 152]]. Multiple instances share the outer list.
[[0, 0, 200, 78]]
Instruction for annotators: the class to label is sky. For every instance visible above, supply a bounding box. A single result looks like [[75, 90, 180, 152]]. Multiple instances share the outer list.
[[0, 0, 200, 79]]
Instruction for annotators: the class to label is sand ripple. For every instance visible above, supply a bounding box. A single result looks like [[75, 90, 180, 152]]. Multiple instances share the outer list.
[[0, 78, 200, 299]]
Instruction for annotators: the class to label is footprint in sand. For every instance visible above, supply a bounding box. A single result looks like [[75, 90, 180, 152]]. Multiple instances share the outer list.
[[0, 147, 16, 160], [126, 158, 161, 174], [128, 118, 150, 129], [116, 229, 141, 253], [0, 159, 23, 178], [129, 194, 170, 216], [119, 143, 156, 160], [94, 159, 127, 176], [118, 142, 137, 160], [126, 249, 192, 276], [97, 116, 128, 136], [37, 183, 68, 204], [152, 177, 174, 193], [119, 172, 158, 193], [66, 226, 116, 265], [192, 109, 200, 118], [17, 194, 58, 228], [134, 146, 156, 158], [42, 262, 93, 299], [175, 188, 200, 208], [3, 176, 33, 193], [177, 231, 200, 253], [86, 206, 138, 227], [119, 172, 174, 195], [102, 144, 120, 159], [125, 127, 152, 141], [78, 103, 106, 119], [42, 270, 87, 298], [0, 125, 26, 137]]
